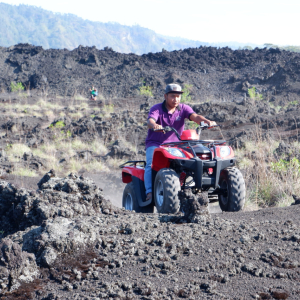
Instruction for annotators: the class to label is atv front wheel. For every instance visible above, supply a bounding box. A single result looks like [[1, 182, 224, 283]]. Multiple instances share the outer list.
[[122, 182, 154, 213], [218, 167, 245, 212], [154, 168, 181, 213]]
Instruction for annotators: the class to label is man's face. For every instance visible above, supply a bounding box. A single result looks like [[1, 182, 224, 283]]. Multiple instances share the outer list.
[[164, 92, 181, 109]]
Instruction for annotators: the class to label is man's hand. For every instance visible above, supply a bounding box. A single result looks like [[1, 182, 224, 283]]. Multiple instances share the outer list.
[[207, 120, 217, 127], [147, 118, 163, 130], [152, 124, 163, 130], [190, 113, 217, 127]]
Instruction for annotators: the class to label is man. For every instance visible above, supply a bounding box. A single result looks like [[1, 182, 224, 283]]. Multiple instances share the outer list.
[[90, 86, 98, 101], [144, 83, 216, 201]]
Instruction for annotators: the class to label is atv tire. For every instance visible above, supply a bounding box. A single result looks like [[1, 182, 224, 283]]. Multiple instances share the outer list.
[[218, 167, 245, 212], [122, 182, 153, 213], [154, 168, 181, 213]]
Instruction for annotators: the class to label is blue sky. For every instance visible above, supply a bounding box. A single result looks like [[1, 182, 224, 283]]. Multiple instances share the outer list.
[[1, 0, 300, 46]]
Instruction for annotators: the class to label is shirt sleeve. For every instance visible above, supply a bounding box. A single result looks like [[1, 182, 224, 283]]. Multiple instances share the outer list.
[[147, 105, 160, 122], [182, 104, 196, 120]]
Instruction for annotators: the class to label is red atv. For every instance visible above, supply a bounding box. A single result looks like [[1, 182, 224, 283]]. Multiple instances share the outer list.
[[120, 124, 245, 213]]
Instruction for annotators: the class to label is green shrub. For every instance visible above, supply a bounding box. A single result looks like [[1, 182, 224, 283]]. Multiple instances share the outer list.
[[139, 85, 153, 97], [66, 130, 72, 138], [248, 87, 263, 100], [289, 100, 298, 106], [271, 158, 300, 176], [55, 121, 65, 128], [50, 121, 66, 129], [10, 82, 25, 93]]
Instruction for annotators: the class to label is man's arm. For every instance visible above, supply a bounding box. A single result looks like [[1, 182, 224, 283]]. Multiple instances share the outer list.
[[147, 118, 163, 130], [190, 113, 216, 127]]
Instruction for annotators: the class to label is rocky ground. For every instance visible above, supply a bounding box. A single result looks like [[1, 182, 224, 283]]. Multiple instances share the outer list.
[[0, 44, 300, 299], [0, 171, 299, 299]]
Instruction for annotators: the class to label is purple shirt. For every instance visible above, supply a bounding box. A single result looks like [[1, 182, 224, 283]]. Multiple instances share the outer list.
[[145, 101, 196, 149]]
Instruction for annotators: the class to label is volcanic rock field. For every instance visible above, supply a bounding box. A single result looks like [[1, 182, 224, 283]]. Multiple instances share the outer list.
[[0, 43, 300, 299]]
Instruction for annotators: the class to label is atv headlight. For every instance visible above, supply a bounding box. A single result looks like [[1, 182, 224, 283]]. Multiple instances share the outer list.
[[220, 146, 231, 158], [166, 148, 186, 158]]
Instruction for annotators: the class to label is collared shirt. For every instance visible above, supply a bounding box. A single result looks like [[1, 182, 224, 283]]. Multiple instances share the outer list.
[[145, 101, 195, 149]]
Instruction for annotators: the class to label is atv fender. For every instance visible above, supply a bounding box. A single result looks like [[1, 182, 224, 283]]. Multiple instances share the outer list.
[[122, 166, 144, 183], [122, 166, 152, 207]]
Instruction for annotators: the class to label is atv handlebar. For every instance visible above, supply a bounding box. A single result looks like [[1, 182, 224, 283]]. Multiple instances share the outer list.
[[153, 126, 172, 133], [153, 123, 219, 141], [199, 122, 220, 130], [153, 126, 181, 139]]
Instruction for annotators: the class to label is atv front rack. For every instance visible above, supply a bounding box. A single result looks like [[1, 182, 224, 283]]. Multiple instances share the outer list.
[[119, 160, 146, 168], [161, 140, 226, 159]]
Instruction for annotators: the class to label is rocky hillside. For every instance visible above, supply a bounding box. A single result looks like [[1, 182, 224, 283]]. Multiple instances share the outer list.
[[1, 43, 300, 105]]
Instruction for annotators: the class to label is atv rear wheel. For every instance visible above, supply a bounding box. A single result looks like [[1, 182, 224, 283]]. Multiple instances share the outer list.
[[154, 168, 181, 213], [218, 167, 245, 212], [122, 182, 154, 213], [122, 182, 138, 211]]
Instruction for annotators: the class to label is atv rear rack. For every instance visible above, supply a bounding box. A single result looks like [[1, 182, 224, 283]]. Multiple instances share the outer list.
[[119, 160, 146, 168]]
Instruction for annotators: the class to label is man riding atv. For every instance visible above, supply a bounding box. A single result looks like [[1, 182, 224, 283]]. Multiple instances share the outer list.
[[144, 83, 216, 201]]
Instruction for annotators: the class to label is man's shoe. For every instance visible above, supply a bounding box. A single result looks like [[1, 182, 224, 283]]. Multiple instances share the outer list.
[[146, 192, 152, 201]]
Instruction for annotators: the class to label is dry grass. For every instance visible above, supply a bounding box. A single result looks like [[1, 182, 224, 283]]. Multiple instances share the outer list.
[[31, 138, 109, 175], [68, 158, 83, 173], [32, 144, 58, 162], [69, 112, 83, 120], [106, 157, 124, 169], [11, 167, 38, 177], [0, 100, 65, 120], [37, 99, 63, 110], [6, 144, 31, 162], [85, 160, 109, 172], [55, 142, 76, 157], [100, 104, 114, 118], [235, 129, 299, 209], [74, 94, 87, 101], [90, 140, 108, 155], [93, 107, 101, 113], [79, 102, 89, 110], [44, 110, 55, 118], [120, 139, 137, 153], [71, 139, 88, 151], [32, 112, 43, 118]]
